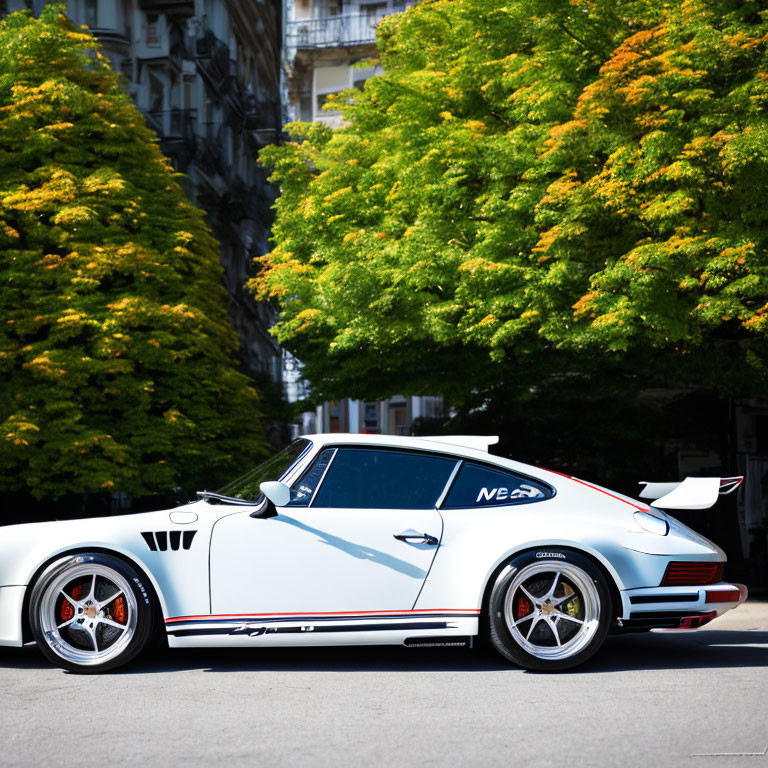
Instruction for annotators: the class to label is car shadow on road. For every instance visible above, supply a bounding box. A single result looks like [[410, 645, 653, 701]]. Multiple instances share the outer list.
[[1, 629, 766, 675], [581, 629, 768, 674]]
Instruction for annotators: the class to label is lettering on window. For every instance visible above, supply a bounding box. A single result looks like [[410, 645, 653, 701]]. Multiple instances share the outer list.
[[475, 484, 545, 504]]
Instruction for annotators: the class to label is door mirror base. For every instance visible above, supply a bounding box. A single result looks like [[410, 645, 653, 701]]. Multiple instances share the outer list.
[[250, 499, 278, 519]]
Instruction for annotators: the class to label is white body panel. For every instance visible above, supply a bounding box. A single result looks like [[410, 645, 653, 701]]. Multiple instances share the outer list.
[[209, 506, 442, 613], [0, 587, 25, 646], [0, 433, 745, 652]]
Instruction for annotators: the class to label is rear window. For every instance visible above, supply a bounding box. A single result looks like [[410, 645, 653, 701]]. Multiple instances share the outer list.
[[442, 461, 553, 508]]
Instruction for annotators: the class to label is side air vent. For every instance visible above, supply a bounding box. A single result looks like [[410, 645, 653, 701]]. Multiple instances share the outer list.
[[141, 531, 197, 552]]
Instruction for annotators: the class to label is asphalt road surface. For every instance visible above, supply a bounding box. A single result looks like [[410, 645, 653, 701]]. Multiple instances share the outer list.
[[1, 622, 766, 768]]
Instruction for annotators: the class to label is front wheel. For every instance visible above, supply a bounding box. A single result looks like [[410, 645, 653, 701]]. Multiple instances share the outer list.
[[29, 553, 155, 673], [487, 549, 612, 671]]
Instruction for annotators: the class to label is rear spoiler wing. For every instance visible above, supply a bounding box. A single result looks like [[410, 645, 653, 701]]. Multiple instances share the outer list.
[[638, 476, 743, 510]]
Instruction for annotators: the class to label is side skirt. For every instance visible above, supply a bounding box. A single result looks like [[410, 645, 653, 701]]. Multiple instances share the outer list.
[[166, 611, 480, 648]]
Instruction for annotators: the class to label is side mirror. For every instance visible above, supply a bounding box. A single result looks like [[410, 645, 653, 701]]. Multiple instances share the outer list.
[[260, 481, 291, 507]]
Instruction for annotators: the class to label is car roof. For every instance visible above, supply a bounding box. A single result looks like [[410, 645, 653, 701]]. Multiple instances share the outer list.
[[301, 433, 500, 458]]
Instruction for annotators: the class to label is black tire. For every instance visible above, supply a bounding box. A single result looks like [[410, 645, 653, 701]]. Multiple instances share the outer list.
[[487, 549, 612, 672], [29, 552, 155, 673]]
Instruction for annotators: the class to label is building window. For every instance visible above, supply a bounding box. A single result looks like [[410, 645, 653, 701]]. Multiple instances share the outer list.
[[422, 397, 443, 420], [389, 402, 407, 436], [319, 0, 342, 17], [316, 91, 341, 113], [122, 0, 132, 39], [328, 401, 342, 432], [146, 14, 160, 46], [204, 98, 217, 140], [360, 2, 386, 25], [363, 402, 379, 433], [352, 63, 382, 92], [183, 76, 194, 110], [84, 0, 98, 28], [148, 71, 164, 114]]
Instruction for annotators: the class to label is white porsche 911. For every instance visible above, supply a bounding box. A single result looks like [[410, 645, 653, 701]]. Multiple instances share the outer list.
[[0, 434, 747, 673]]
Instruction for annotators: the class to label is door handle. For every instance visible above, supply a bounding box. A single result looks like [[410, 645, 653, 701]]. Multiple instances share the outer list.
[[394, 530, 438, 545]]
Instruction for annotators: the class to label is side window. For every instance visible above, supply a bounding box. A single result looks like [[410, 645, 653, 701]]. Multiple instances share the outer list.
[[311, 448, 458, 509], [287, 448, 335, 507], [442, 462, 552, 508]]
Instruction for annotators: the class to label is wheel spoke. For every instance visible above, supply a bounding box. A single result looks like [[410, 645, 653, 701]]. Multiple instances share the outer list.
[[556, 613, 584, 625], [525, 615, 542, 640], [546, 571, 561, 600], [83, 622, 98, 652], [87, 574, 97, 602], [57, 617, 78, 630], [97, 590, 123, 610], [60, 590, 79, 607], [513, 613, 534, 627], [553, 589, 577, 606], [548, 618, 562, 647], [100, 617, 127, 631], [519, 585, 539, 606]]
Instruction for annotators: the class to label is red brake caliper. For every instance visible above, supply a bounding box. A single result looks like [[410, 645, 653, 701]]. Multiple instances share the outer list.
[[61, 584, 84, 622], [516, 594, 532, 619], [113, 596, 127, 624]]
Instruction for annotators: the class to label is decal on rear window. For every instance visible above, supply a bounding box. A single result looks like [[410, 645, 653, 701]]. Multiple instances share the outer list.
[[475, 484, 544, 503], [442, 462, 553, 509]]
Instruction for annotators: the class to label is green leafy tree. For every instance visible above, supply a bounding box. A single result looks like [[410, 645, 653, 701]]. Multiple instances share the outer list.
[[537, 0, 768, 392], [255, 0, 767, 406], [0, 6, 268, 501]]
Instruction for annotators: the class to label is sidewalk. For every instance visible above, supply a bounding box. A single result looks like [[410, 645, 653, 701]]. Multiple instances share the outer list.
[[709, 598, 768, 631]]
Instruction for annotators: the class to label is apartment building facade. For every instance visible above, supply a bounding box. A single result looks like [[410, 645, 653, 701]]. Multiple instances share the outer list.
[[283, 0, 408, 126], [282, 0, 443, 437], [3, 0, 284, 384]]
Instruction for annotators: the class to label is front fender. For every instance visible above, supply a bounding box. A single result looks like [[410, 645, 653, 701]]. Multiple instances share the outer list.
[[0, 503, 223, 645]]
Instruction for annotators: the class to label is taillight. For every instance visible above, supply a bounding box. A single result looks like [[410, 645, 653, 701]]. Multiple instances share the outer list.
[[661, 561, 724, 586]]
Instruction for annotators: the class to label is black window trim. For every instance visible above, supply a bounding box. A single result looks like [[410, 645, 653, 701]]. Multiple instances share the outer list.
[[306, 447, 338, 508], [438, 458, 556, 510], [294, 444, 555, 511]]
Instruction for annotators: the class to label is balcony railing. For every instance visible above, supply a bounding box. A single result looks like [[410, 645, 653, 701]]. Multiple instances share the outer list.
[[286, 11, 388, 49]]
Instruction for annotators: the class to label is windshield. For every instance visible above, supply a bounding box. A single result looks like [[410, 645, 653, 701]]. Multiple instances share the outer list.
[[213, 439, 311, 502]]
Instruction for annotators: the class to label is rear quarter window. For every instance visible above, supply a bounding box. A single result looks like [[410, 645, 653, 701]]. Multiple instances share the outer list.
[[442, 461, 553, 508]]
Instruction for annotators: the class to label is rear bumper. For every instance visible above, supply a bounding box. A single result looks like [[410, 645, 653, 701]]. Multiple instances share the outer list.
[[0, 585, 26, 647], [618, 582, 748, 632]]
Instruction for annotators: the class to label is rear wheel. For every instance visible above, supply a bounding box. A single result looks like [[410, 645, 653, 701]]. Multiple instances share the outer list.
[[29, 553, 154, 673], [487, 550, 612, 671]]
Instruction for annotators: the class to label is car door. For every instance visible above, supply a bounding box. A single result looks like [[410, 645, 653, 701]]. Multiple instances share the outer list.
[[209, 446, 459, 616]]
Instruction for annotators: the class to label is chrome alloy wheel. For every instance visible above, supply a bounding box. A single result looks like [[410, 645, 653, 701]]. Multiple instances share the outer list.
[[37, 563, 138, 667], [503, 561, 601, 661]]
